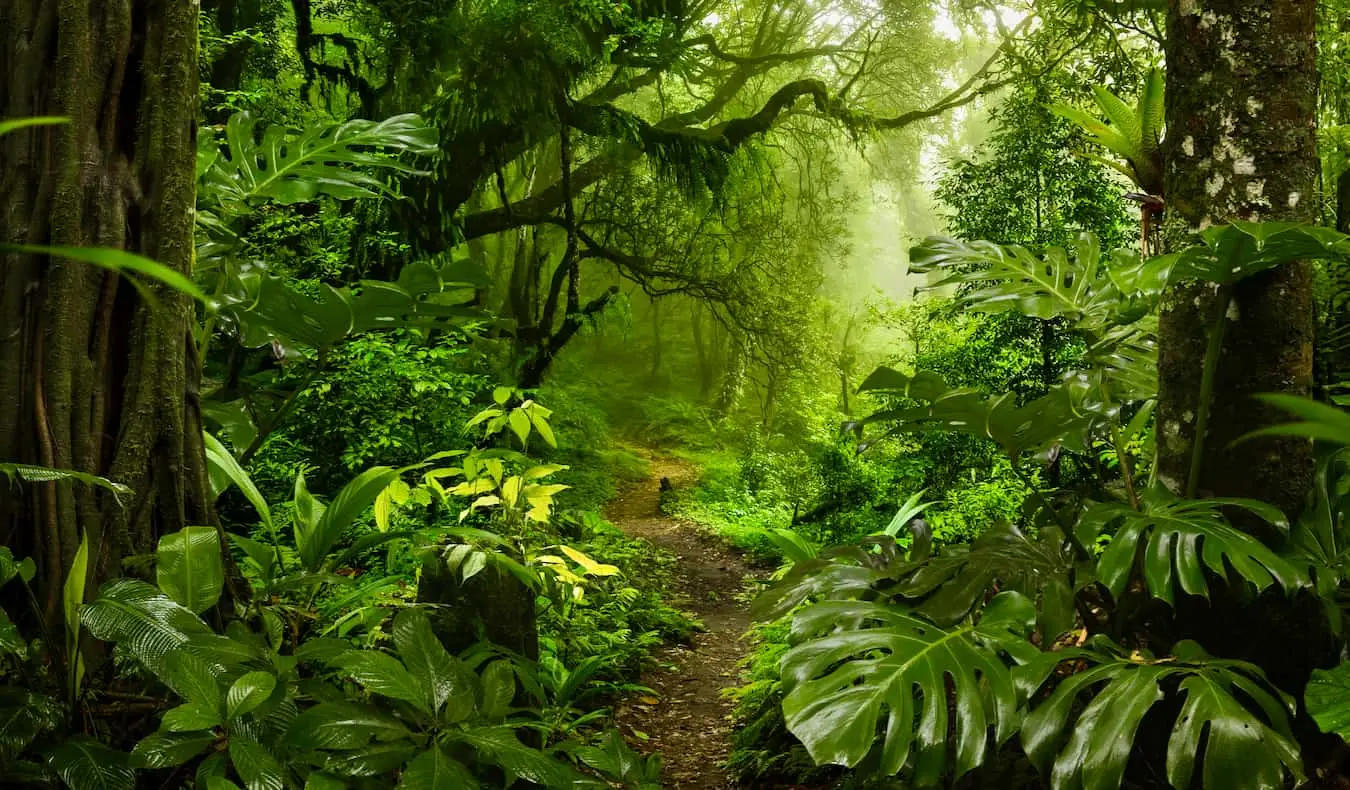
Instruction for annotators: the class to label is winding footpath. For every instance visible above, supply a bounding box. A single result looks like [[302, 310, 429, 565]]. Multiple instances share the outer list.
[[607, 454, 756, 789]]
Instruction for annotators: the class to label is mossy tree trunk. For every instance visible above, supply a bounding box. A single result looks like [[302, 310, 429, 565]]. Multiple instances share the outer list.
[[0, 2, 208, 629], [1158, 0, 1318, 518]]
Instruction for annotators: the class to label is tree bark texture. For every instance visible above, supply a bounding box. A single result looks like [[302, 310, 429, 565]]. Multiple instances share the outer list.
[[1158, 0, 1318, 518], [0, 1, 208, 624]]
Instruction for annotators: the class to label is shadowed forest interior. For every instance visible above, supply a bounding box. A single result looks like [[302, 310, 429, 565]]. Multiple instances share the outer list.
[[8, 0, 1350, 788]]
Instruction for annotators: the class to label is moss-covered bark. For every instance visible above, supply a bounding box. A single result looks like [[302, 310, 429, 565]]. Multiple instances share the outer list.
[[1158, 0, 1318, 518], [0, 1, 208, 628]]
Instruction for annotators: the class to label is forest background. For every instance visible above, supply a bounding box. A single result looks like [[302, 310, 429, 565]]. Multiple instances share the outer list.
[[9, 0, 1350, 788]]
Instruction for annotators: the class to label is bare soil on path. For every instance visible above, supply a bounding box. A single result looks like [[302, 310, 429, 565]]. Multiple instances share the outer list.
[[607, 452, 758, 789]]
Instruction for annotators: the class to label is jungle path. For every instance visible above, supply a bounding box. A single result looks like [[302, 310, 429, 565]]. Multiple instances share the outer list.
[[607, 452, 757, 789]]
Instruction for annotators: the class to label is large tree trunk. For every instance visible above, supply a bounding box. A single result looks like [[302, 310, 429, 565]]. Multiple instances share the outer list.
[[0, 2, 207, 627], [1157, 0, 1318, 518]]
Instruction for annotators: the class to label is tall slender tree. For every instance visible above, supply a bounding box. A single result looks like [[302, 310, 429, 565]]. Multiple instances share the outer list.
[[0, 2, 207, 625], [1157, 0, 1319, 517]]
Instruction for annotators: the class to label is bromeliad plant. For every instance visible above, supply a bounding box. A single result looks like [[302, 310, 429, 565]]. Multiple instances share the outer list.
[[762, 221, 1350, 789]]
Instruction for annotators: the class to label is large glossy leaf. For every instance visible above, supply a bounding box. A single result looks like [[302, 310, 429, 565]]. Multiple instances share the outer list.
[[287, 702, 412, 750], [156, 527, 225, 615], [200, 112, 437, 211], [204, 432, 272, 530], [80, 579, 211, 676], [392, 610, 476, 719], [908, 233, 1158, 327], [227, 672, 277, 721], [1022, 640, 1302, 790], [398, 747, 477, 789], [1162, 221, 1350, 286], [860, 368, 1114, 460], [1306, 660, 1350, 740], [450, 726, 579, 788], [778, 595, 1034, 785], [294, 466, 400, 571], [131, 731, 217, 769], [0, 688, 63, 762], [47, 736, 136, 790], [1086, 489, 1305, 605], [332, 651, 428, 714], [228, 735, 286, 790]]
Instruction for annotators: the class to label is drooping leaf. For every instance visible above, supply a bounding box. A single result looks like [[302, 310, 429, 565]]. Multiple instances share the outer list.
[[0, 463, 131, 503], [479, 660, 515, 719], [449, 726, 578, 787], [1022, 640, 1302, 790], [1306, 660, 1350, 741], [287, 702, 412, 750], [47, 736, 136, 790], [778, 596, 1032, 784], [80, 579, 211, 676], [398, 747, 478, 789], [201, 112, 437, 211], [391, 610, 476, 718], [204, 432, 272, 530], [131, 731, 216, 769], [1086, 489, 1304, 605]]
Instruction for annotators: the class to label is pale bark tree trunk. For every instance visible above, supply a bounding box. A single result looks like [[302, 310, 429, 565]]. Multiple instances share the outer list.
[[0, 1, 206, 627], [1157, 0, 1318, 518]]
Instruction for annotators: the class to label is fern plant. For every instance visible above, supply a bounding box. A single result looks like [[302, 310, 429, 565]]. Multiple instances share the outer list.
[[1051, 68, 1164, 196]]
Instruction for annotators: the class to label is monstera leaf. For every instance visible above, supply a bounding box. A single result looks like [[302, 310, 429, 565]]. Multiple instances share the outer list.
[[1084, 488, 1306, 605], [909, 233, 1162, 329], [859, 368, 1115, 461], [1161, 221, 1350, 286], [199, 112, 438, 213], [1022, 639, 1302, 790], [780, 594, 1036, 785], [217, 257, 485, 354]]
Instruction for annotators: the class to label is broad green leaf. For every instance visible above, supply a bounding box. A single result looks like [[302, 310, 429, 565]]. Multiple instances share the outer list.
[[80, 579, 211, 676], [228, 736, 285, 790], [131, 731, 216, 768], [287, 702, 411, 749], [157, 527, 225, 615], [299, 466, 399, 571], [47, 736, 136, 790], [1022, 641, 1302, 790], [163, 650, 225, 714], [398, 747, 477, 789], [1088, 491, 1304, 605], [1163, 222, 1350, 286], [162, 702, 222, 732], [321, 743, 418, 777], [334, 651, 428, 714], [0, 688, 63, 762], [1243, 393, 1350, 446], [227, 671, 277, 720], [779, 599, 1028, 784], [204, 432, 272, 530], [1306, 661, 1350, 740], [450, 726, 578, 787], [508, 409, 532, 446], [480, 660, 515, 719], [201, 112, 436, 210], [392, 610, 476, 718]]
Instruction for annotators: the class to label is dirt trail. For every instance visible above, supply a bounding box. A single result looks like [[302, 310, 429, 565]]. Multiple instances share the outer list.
[[607, 452, 757, 789]]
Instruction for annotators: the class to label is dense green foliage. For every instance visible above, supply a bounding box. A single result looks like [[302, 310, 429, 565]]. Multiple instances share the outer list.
[[10, 0, 1350, 788]]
